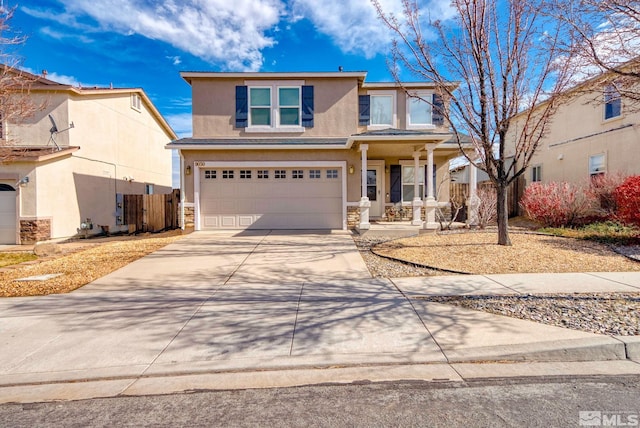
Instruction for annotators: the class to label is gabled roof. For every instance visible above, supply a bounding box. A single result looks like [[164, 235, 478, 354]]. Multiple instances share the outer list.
[[4, 65, 177, 140], [0, 146, 79, 163]]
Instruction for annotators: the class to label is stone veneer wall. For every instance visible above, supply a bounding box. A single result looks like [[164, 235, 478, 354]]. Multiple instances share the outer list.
[[20, 219, 51, 244], [347, 206, 360, 229], [183, 205, 195, 229]]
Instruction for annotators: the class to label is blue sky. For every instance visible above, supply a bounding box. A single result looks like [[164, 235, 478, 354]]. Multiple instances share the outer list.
[[11, 0, 453, 185]]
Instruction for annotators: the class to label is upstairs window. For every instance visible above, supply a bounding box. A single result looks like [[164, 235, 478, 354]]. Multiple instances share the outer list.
[[407, 92, 434, 128], [237, 84, 313, 130], [249, 87, 272, 126], [604, 85, 621, 120], [278, 87, 300, 126], [370, 94, 394, 126]]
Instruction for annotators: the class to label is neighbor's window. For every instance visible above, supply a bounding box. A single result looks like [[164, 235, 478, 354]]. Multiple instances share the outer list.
[[604, 85, 622, 120], [278, 87, 300, 126], [370, 93, 394, 127], [407, 92, 433, 128], [589, 154, 606, 177], [249, 87, 272, 126], [531, 165, 542, 182], [131, 93, 142, 111], [401, 166, 424, 202], [145, 183, 154, 195]]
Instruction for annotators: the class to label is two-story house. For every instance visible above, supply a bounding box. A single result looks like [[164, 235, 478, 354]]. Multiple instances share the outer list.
[[507, 69, 640, 187], [0, 70, 177, 244], [169, 71, 468, 232]]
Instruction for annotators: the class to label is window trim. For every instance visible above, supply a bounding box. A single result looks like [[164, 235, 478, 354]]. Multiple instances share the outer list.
[[248, 86, 272, 127], [367, 90, 397, 129], [277, 86, 301, 127], [406, 91, 436, 130]]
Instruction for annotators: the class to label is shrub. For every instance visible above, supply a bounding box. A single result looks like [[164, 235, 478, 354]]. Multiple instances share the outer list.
[[476, 187, 497, 229], [520, 181, 597, 227], [588, 172, 626, 217], [614, 175, 640, 227]]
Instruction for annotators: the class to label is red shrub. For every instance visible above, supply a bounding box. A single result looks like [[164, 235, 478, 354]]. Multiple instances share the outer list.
[[520, 182, 597, 227], [613, 176, 640, 227]]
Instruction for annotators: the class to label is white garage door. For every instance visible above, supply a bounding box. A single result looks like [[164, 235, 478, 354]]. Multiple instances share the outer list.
[[199, 166, 343, 229], [0, 184, 17, 244]]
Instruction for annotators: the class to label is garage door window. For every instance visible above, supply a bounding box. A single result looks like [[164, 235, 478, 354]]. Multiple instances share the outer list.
[[258, 170, 269, 179], [205, 170, 217, 179], [309, 170, 321, 179], [223, 170, 234, 179], [292, 170, 304, 179], [327, 169, 339, 179], [240, 170, 252, 179], [275, 170, 286, 179]]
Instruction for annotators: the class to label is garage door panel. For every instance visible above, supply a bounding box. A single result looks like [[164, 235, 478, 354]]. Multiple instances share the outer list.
[[200, 167, 343, 230]]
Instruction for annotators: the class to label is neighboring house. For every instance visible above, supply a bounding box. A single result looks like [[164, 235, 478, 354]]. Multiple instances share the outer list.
[[507, 70, 640, 187], [0, 70, 177, 244], [169, 71, 470, 232]]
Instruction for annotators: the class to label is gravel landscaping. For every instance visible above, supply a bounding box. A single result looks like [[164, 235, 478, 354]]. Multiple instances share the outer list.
[[354, 230, 640, 336], [0, 231, 184, 297]]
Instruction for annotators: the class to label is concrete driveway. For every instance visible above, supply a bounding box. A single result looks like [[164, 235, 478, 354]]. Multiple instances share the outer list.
[[2, 230, 638, 403], [0, 231, 445, 386]]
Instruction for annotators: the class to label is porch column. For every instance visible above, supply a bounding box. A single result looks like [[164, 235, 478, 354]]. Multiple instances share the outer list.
[[467, 161, 479, 227], [358, 143, 371, 230], [411, 151, 424, 226], [424, 145, 439, 229]]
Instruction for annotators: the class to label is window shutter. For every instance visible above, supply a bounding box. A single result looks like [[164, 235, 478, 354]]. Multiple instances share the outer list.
[[302, 85, 314, 127], [390, 165, 402, 203], [432, 93, 444, 126], [235, 86, 248, 128], [359, 95, 370, 126]]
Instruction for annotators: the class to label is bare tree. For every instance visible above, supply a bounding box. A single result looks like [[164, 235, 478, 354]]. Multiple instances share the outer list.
[[549, 0, 639, 96], [0, 7, 44, 162], [374, 0, 576, 245]]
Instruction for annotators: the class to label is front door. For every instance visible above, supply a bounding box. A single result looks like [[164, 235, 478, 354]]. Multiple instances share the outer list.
[[367, 166, 383, 218]]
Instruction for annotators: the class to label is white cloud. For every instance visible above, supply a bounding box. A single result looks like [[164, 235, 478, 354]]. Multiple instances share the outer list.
[[290, 0, 454, 58], [165, 113, 192, 138], [32, 0, 286, 71]]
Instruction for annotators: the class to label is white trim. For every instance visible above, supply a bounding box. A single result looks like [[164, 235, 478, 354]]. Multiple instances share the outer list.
[[179, 151, 185, 229], [194, 160, 347, 231], [171, 144, 345, 150], [367, 160, 385, 218], [244, 127, 305, 134], [182, 71, 365, 79]]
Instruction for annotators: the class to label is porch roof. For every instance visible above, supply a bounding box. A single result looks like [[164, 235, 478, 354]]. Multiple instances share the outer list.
[[167, 137, 349, 150]]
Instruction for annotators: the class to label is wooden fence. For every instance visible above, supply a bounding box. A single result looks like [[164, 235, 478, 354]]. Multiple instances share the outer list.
[[122, 189, 180, 233], [449, 176, 524, 220]]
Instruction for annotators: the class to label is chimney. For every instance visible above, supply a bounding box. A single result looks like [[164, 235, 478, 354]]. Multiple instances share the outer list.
[[42, 70, 48, 78]]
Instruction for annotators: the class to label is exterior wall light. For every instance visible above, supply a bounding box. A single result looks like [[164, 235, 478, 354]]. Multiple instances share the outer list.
[[185, 165, 192, 175], [348, 165, 355, 174]]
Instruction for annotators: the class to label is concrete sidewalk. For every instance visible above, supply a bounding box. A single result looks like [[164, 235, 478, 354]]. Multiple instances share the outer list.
[[1, 231, 640, 404]]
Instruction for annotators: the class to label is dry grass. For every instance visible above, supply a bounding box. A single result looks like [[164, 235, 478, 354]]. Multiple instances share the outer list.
[[0, 253, 37, 268], [0, 232, 184, 297], [373, 232, 640, 274]]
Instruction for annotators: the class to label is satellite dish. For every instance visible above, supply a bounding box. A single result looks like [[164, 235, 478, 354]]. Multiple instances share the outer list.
[[48, 114, 59, 134]]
